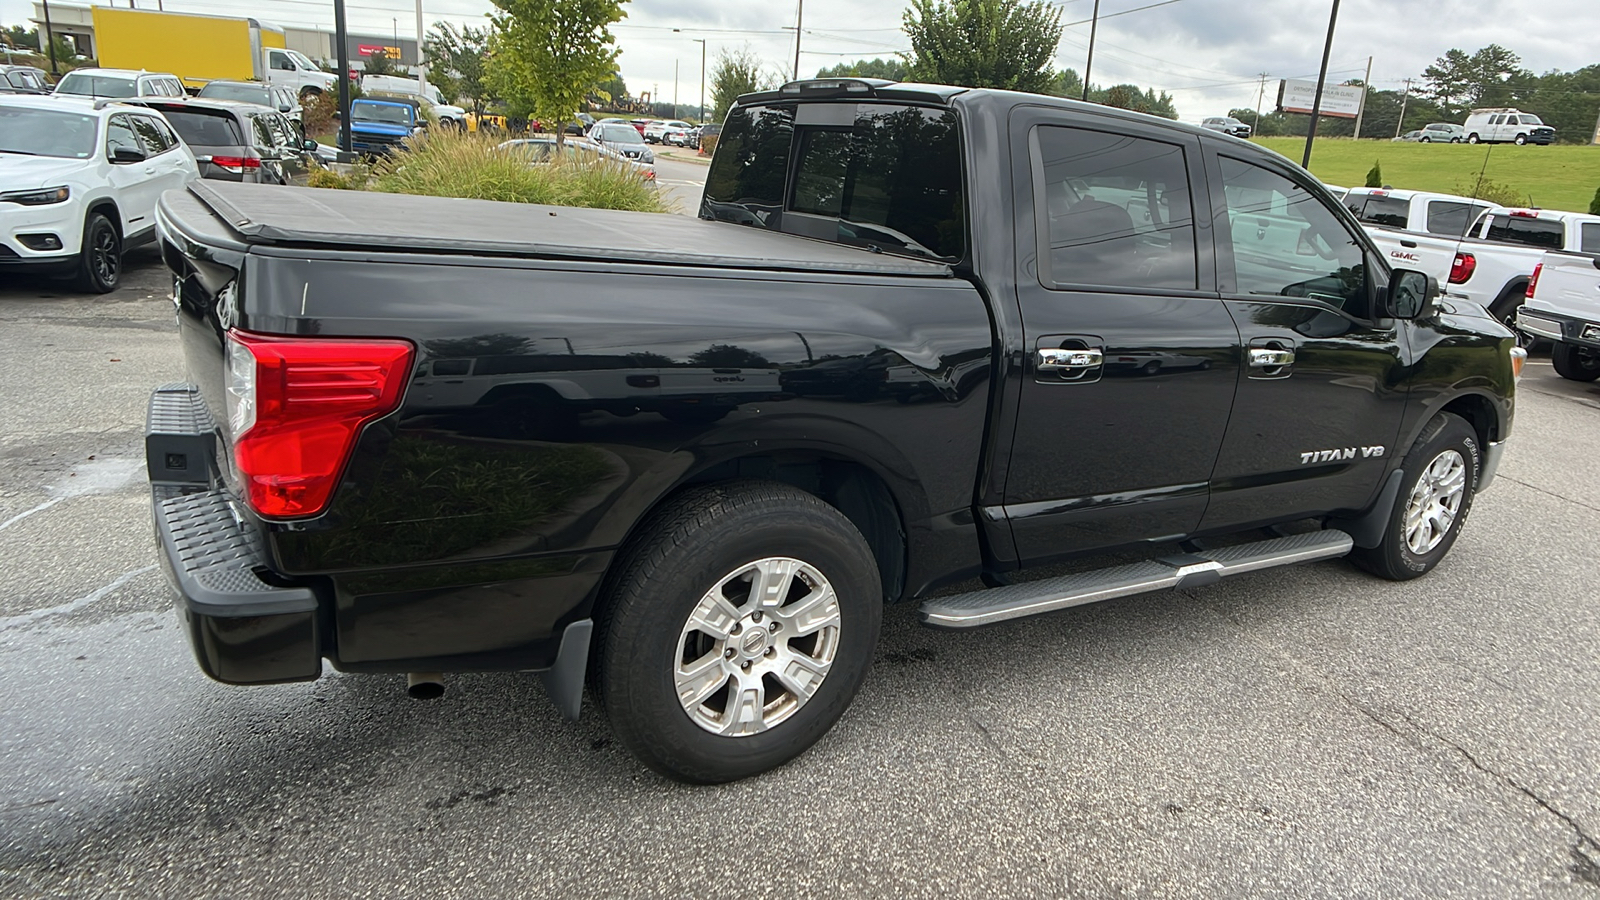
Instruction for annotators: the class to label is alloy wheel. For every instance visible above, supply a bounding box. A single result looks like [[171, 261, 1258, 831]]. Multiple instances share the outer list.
[[1403, 450, 1467, 555]]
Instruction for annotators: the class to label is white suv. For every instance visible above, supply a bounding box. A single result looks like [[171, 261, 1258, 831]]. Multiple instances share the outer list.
[[53, 68, 188, 100], [0, 95, 198, 292]]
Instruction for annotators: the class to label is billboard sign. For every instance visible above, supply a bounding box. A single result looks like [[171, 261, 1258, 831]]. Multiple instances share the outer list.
[[1278, 79, 1364, 119], [357, 43, 401, 59]]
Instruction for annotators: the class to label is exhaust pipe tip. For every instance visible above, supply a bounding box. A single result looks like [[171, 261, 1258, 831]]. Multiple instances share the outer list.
[[406, 672, 445, 700]]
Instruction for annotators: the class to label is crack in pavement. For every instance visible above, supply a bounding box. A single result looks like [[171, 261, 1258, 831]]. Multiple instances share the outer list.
[[1202, 601, 1600, 888], [1494, 474, 1600, 516]]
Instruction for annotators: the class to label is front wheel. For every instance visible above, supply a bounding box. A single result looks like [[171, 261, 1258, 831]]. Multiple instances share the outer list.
[[596, 481, 882, 783], [1350, 413, 1478, 581], [1552, 343, 1600, 381], [73, 213, 121, 294]]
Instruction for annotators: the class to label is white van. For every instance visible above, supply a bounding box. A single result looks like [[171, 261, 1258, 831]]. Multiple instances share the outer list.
[[360, 74, 444, 105], [1463, 108, 1555, 145]]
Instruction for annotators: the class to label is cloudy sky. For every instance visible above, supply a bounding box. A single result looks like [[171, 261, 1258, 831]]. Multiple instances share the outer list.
[[4, 0, 1595, 122]]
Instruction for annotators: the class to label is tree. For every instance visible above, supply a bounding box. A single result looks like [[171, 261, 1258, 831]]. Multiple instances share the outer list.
[[363, 49, 395, 76], [902, 0, 1063, 94], [488, 0, 628, 144], [424, 22, 491, 115], [710, 47, 772, 125], [1425, 44, 1533, 116], [1048, 67, 1083, 100], [1365, 161, 1383, 188], [1590, 187, 1600, 217], [815, 57, 908, 82]]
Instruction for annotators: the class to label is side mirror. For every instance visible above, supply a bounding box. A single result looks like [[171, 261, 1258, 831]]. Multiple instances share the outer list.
[[280, 104, 292, 113], [302, 138, 319, 151], [1385, 268, 1437, 319], [111, 145, 146, 164]]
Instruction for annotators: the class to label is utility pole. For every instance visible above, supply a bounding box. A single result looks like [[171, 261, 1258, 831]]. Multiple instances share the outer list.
[[415, 0, 427, 100], [1395, 78, 1412, 138], [1081, 0, 1100, 101], [335, 0, 352, 156], [1352, 54, 1372, 139], [41, 0, 58, 75], [1254, 72, 1269, 130], [696, 38, 707, 122], [793, 0, 803, 81], [673, 60, 679, 119], [1302, 0, 1340, 169]]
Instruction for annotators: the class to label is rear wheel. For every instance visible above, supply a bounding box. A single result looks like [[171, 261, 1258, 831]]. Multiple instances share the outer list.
[[1467, 133, 1480, 144], [1420, 136, 1432, 143], [596, 481, 882, 783], [1350, 413, 1478, 581], [72, 213, 120, 294], [1552, 343, 1600, 381]]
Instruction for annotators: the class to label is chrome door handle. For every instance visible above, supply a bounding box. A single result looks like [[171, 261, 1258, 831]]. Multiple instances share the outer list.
[[1249, 348, 1295, 368], [1037, 348, 1103, 371]]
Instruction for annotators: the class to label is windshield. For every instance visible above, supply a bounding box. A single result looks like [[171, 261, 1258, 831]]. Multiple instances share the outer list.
[[1519, 114, 1544, 125], [598, 124, 643, 143], [200, 83, 269, 104], [0, 106, 99, 158], [55, 72, 136, 98], [352, 103, 413, 125], [286, 49, 318, 71], [162, 109, 245, 148]]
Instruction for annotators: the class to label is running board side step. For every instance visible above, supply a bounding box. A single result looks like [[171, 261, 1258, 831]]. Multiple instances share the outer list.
[[920, 530, 1354, 629]]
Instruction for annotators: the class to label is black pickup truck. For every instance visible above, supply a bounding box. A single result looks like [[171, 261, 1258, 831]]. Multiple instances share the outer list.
[[146, 79, 1522, 783]]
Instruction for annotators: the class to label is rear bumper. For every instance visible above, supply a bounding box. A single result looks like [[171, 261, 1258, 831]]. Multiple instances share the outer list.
[[1518, 307, 1600, 348], [147, 384, 322, 684]]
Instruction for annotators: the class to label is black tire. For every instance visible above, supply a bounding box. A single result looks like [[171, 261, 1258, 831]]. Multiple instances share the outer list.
[[1467, 133, 1480, 144], [1487, 284, 1528, 335], [1142, 361, 1161, 376], [1420, 136, 1431, 142], [1349, 413, 1478, 581], [1552, 342, 1600, 381], [596, 480, 882, 783], [1514, 134, 1528, 145], [72, 213, 121, 294]]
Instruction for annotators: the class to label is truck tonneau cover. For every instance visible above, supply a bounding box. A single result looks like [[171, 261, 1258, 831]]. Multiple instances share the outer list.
[[168, 181, 953, 278]]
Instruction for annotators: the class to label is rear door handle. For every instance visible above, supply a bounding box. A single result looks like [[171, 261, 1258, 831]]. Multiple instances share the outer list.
[[1037, 348, 1103, 371], [1249, 348, 1296, 368], [1400, 240, 1418, 248]]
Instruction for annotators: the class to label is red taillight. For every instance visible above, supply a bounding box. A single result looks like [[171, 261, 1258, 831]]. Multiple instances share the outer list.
[[1449, 252, 1477, 284], [1510, 209, 1537, 218], [1527, 263, 1542, 298], [209, 155, 262, 173], [226, 330, 414, 519]]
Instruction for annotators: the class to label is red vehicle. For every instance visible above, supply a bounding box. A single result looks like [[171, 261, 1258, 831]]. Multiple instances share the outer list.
[[630, 118, 649, 135]]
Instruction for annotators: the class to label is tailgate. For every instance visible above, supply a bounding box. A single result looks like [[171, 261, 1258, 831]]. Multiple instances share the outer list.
[[1528, 252, 1600, 321]]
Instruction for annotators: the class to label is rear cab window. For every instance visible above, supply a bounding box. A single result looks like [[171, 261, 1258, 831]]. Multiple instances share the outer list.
[[1483, 214, 1564, 249], [702, 101, 966, 262], [1424, 201, 1489, 237], [1344, 193, 1411, 229], [1582, 223, 1600, 254]]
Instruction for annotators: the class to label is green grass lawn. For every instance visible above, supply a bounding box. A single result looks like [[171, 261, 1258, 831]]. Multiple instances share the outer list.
[[1251, 137, 1600, 213]]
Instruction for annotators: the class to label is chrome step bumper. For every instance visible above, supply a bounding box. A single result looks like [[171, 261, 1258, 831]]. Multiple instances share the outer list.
[[920, 530, 1354, 629]]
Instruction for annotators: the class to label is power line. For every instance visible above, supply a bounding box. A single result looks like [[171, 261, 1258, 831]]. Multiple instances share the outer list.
[[1063, 0, 1186, 28]]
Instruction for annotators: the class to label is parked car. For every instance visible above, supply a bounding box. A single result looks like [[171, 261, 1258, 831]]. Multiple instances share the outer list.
[[196, 80, 303, 128], [644, 119, 693, 144], [341, 98, 420, 157], [52, 67, 186, 99], [664, 122, 697, 147], [1393, 130, 1424, 142], [147, 77, 1519, 784], [360, 74, 447, 105], [1518, 251, 1600, 380], [589, 121, 655, 163], [1463, 108, 1554, 145], [1419, 122, 1465, 143], [497, 135, 656, 185], [0, 94, 197, 291], [362, 91, 466, 132], [629, 117, 650, 135], [0, 64, 50, 94], [1200, 115, 1251, 138], [124, 97, 315, 185]]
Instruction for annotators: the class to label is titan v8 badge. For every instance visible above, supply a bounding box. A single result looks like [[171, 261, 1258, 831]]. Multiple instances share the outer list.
[[1301, 446, 1385, 464]]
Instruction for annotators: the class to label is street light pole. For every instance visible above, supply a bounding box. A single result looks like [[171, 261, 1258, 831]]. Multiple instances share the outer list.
[[41, 0, 58, 75], [793, 0, 803, 81], [334, 0, 352, 155], [415, 0, 427, 100], [1302, 0, 1341, 168]]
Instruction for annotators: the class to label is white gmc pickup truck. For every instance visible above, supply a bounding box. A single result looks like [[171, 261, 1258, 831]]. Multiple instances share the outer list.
[[1345, 188, 1600, 335], [1517, 251, 1600, 381]]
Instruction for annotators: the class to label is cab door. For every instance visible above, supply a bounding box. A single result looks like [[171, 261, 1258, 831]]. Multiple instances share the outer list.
[[1002, 109, 1241, 564], [1197, 147, 1409, 532]]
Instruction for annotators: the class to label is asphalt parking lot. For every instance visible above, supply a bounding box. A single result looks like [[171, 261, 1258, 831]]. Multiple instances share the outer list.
[[2, 252, 1598, 899]]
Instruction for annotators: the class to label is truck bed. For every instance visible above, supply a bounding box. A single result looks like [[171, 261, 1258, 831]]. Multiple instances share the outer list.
[[166, 181, 953, 278]]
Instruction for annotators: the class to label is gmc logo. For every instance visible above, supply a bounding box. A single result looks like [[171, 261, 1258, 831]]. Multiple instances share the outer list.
[[1390, 251, 1419, 262]]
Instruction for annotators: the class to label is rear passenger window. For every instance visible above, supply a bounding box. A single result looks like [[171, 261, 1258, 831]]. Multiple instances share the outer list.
[[1220, 156, 1368, 315], [1425, 201, 1489, 237], [105, 115, 142, 159], [1033, 126, 1197, 290], [128, 116, 168, 155], [1582, 223, 1600, 254], [1345, 194, 1409, 228]]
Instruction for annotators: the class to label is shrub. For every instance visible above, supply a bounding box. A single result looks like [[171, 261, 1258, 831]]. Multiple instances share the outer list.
[[698, 134, 718, 157], [301, 91, 341, 140], [1590, 187, 1600, 216], [1365, 160, 1382, 188], [1453, 177, 1530, 208], [305, 162, 369, 191], [311, 130, 670, 213]]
